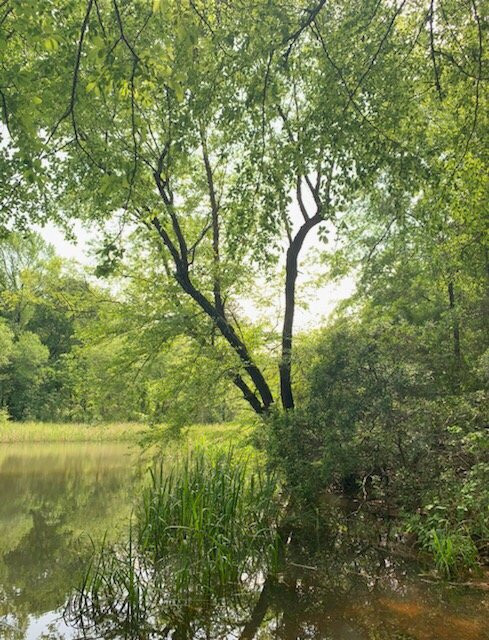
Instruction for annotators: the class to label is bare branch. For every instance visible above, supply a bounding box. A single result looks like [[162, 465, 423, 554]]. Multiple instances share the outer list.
[[0, 6, 12, 29], [93, 0, 106, 37], [277, 104, 296, 145], [311, 20, 415, 155], [0, 87, 11, 135], [429, 0, 444, 100], [47, 0, 93, 141], [201, 126, 224, 314], [347, 0, 408, 111], [232, 373, 266, 414], [365, 215, 397, 263], [113, 0, 140, 62], [150, 215, 182, 265], [296, 177, 310, 222], [188, 218, 212, 264], [304, 174, 322, 212]]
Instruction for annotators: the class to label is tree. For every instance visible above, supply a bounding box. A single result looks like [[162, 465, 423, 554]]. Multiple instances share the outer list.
[[0, 0, 487, 415], [0, 232, 99, 419]]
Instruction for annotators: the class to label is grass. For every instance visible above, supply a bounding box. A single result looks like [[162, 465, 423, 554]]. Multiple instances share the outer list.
[[67, 446, 281, 637], [428, 528, 479, 578], [139, 448, 279, 574], [0, 421, 147, 443], [0, 420, 249, 444]]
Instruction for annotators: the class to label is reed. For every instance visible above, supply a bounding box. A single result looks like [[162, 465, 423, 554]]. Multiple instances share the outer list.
[[139, 448, 279, 592], [68, 447, 282, 637]]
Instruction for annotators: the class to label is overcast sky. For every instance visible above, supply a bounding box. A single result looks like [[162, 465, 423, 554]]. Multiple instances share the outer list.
[[38, 218, 355, 332]]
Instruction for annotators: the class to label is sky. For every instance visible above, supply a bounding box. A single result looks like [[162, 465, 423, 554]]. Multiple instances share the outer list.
[[38, 218, 356, 332], [39, 221, 93, 265]]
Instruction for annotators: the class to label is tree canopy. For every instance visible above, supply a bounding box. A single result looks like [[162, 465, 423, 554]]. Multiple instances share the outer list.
[[0, 0, 488, 414]]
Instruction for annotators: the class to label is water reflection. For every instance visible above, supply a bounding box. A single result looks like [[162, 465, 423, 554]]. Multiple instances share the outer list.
[[1, 445, 488, 640], [0, 442, 143, 639], [68, 502, 489, 640], [68, 561, 489, 640]]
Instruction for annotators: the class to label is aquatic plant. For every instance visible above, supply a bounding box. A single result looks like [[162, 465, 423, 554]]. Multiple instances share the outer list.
[[139, 448, 280, 593], [428, 528, 478, 579], [67, 447, 281, 637]]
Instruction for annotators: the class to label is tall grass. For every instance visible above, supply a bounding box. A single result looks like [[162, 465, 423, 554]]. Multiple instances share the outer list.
[[67, 447, 282, 638], [0, 420, 246, 444], [0, 421, 146, 442], [140, 448, 279, 593]]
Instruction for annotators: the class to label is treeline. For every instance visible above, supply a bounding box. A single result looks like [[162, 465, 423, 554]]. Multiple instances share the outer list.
[[0, 233, 235, 423]]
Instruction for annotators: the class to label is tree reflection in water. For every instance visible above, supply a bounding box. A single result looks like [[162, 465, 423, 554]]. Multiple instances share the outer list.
[[1, 445, 487, 640], [0, 442, 142, 640], [67, 502, 489, 640]]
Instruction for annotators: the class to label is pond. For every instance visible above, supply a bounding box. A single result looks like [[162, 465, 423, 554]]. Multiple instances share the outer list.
[[0, 442, 487, 639], [0, 442, 144, 639]]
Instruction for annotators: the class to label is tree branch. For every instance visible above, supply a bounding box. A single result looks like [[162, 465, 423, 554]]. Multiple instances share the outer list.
[[0, 87, 11, 135], [429, 0, 444, 101], [150, 180, 274, 413], [201, 127, 224, 315], [283, 0, 327, 62], [280, 211, 323, 410]]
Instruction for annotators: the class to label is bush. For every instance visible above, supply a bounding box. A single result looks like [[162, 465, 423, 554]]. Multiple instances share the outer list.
[[263, 320, 489, 575]]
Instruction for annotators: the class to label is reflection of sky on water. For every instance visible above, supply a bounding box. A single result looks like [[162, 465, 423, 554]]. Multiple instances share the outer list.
[[0, 442, 141, 640], [0, 442, 487, 640]]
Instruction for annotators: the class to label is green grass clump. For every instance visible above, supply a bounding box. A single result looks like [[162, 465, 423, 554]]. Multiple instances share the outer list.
[[428, 528, 479, 578], [139, 448, 280, 590], [68, 447, 282, 637]]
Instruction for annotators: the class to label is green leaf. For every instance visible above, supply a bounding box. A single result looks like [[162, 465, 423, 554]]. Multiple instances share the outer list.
[[43, 37, 59, 51]]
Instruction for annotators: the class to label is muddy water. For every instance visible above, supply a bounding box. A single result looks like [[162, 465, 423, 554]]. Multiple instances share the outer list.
[[0, 442, 487, 639]]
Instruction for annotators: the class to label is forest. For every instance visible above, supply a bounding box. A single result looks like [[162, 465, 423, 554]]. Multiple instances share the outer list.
[[0, 1, 488, 638]]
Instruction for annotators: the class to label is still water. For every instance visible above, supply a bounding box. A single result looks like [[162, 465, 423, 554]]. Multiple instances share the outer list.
[[0, 442, 143, 639], [0, 442, 487, 639]]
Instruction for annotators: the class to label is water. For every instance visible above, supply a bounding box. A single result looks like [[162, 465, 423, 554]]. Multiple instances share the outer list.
[[0, 442, 144, 640], [0, 442, 487, 639]]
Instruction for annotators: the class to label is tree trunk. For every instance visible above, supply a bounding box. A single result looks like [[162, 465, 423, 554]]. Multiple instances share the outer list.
[[174, 266, 274, 411], [280, 214, 322, 410], [448, 280, 461, 386]]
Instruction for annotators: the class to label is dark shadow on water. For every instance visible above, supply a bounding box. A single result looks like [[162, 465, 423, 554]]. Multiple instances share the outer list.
[[66, 501, 489, 640]]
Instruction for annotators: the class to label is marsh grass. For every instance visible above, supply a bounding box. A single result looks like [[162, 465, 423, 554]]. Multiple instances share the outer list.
[[0, 420, 245, 444], [0, 421, 146, 442], [67, 447, 281, 638], [140, 448, 280, 591]]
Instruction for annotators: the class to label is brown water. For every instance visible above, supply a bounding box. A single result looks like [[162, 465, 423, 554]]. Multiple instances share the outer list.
[[0, 442, 487, 639]]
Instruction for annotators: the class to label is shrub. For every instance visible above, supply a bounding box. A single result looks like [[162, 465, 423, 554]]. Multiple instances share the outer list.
[[263, 319, 489, 576]]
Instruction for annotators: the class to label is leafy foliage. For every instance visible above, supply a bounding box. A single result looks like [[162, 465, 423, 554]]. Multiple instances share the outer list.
[[1, 0, 488, 581]]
